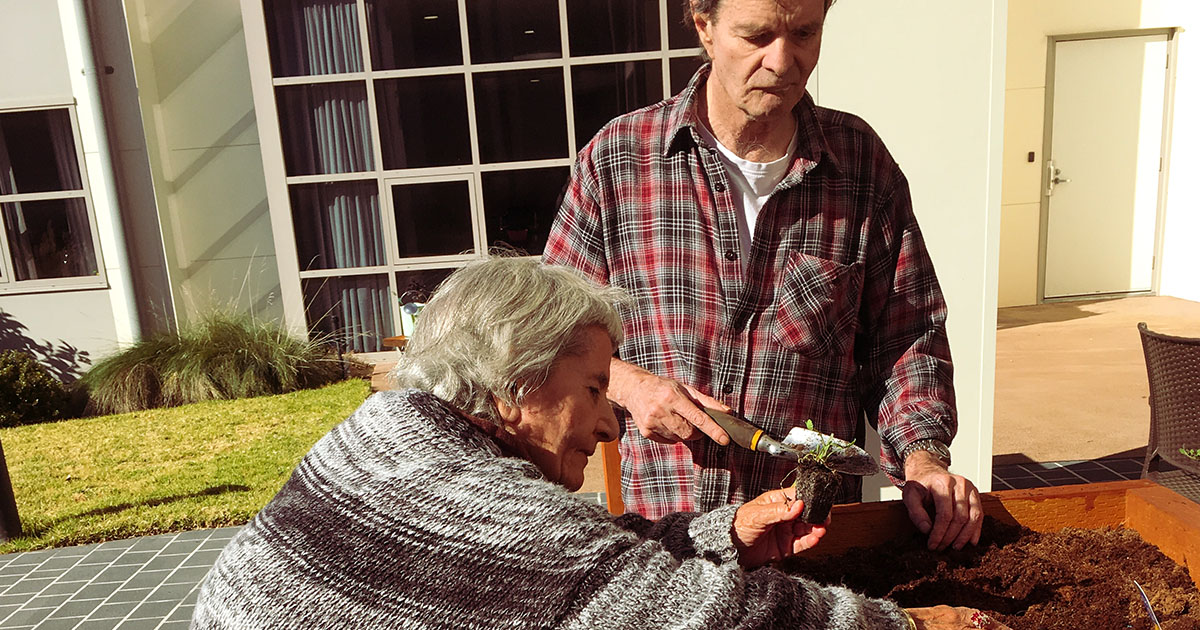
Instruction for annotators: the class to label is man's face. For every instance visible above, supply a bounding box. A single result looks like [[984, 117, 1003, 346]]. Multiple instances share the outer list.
[[695, 0, 824, 125]]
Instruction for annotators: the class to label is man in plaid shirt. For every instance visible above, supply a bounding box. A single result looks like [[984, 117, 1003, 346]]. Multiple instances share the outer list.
[[544, 0, 983, 551]]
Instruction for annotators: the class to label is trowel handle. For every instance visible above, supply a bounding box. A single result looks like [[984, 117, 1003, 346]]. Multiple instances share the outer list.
[[704, 408, 769, 452]]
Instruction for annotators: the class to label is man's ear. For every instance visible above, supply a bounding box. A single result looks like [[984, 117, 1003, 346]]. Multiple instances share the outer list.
[[493, 394, 522, 427]]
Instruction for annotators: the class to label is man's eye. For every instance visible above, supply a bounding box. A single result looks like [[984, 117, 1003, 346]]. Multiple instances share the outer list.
[[744, 33, 773, 46]]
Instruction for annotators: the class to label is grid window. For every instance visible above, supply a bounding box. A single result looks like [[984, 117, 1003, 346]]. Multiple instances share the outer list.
[[473, 68, 569, 164], [367, 0, 462, 70], [253, 0, 703, 352], [0, 107, 104, 291]]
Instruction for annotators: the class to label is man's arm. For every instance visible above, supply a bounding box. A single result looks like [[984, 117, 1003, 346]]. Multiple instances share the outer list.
[[856, 171, 982, 551]]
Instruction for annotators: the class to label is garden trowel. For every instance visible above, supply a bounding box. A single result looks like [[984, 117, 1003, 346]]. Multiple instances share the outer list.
[[703, 408, 877, 476]]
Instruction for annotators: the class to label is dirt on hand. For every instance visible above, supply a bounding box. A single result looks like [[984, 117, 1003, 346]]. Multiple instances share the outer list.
[[783, 517, 1200, 630]]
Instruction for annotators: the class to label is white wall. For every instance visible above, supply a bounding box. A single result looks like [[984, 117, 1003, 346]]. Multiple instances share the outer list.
[[0, 0, 73, 106], [999, 0, 1200, 306], [818, 1, 1008, 496], [122, 0, 284, 324]]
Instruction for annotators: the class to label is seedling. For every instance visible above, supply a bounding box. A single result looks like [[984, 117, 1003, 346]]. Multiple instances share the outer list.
[[1180, 447, 1200, 462]]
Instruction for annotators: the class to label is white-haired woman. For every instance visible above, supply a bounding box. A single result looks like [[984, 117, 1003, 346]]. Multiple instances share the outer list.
[[191, 257, 1008, 630]]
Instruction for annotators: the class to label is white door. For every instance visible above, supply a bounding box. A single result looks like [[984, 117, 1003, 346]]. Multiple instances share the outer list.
[[1043, 34, 1169, 299]]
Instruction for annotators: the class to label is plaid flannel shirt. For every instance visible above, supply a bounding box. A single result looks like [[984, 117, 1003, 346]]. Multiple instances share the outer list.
[[544, 66, 956, 519]]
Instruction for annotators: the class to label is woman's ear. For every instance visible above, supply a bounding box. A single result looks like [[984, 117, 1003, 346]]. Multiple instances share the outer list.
[[492, 394, 522, 428]]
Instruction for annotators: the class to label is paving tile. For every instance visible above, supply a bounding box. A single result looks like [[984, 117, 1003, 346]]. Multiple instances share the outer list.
[[36, 556, 85, 572], [4, 605, 54, 625], [117, 571, 171, 591], [74, 583, 122, 601], [0, 602, 20, 620], [88, 600, 138, 620], [1032, 468, 1085, 482], [3, 578, 56, 595], [990, 476, 1012, 490], [53, 600, 105, 618], [157, 621, 192, 630], [1005, 476, 1050, 489], [110, 552, 156, 567], [57, 565, 107, 582], [170, 530, 211, 543], [79, 549, 128, 566], [74, 619, 121, 630], [115, 618, 165, 629], [1098, 458, 1144, 474], [26, 592, 72, 609], [1062, 461, 1105, 472], [1072, 468, 1123, 482], [165, 604, 195, 622], [40, 581, 93, 597], [103, 588, 153, 604], [180, 550, 222, 568], [36, 617, 90, 629], [147, 583, 196, 603], [163, 566, 210, 585], [141, 556, 189, 573], [130, 600, 179, 619], [93, 567, 140, 584], [161, 542, 200, 556]]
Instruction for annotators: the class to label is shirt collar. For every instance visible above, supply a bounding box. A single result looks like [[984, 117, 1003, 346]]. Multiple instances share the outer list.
[[665, 63, 842, 176]]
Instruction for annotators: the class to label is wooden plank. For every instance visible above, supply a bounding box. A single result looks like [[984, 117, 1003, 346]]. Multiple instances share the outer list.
[[984, 479, 1145, 531], [600, 439, 624, 515], [1125, 484, 1200, 587]]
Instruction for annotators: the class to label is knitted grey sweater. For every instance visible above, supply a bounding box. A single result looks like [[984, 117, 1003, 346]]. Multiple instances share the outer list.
[[191, 390, 909, 629]]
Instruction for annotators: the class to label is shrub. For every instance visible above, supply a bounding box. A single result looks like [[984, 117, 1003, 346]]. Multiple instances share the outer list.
[[0, 350, 73, 427], [79, 312, 349, 415]]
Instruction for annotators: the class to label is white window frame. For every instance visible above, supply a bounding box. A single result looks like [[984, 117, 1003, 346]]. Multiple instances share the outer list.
[[0, 103, 108, 295], [242, 0, 701, 358]]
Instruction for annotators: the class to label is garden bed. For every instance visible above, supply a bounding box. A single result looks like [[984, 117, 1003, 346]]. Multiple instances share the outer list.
[[784, 480, 1200, 629]]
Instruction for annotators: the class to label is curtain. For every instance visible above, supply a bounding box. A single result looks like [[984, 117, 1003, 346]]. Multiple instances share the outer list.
[[48, 110, 82, 190], [292, 181, 383, 270], [306, 275, 391, 353], [279, 82, 373, 175], [0, 124, 14, 196], [276, 0, 363, 76]]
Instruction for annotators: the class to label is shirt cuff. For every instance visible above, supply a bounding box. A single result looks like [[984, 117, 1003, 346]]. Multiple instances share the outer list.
[[687, 503, 740, 564]]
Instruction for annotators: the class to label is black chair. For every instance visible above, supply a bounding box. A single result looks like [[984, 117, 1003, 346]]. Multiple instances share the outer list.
[[1138, 322, 1200, 503]]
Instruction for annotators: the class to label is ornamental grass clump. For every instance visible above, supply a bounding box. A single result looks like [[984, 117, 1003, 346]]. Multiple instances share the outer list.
[[80, 312, 347, 415]]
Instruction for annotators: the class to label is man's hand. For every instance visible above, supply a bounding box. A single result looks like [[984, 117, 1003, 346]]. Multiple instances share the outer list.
[[608, 358, 731, 444], [901, 451, 983, 551], [732, 488, 828, 568]]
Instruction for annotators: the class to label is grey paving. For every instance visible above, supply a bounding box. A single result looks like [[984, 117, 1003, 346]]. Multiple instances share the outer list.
[[0, 462, 1155, 629]]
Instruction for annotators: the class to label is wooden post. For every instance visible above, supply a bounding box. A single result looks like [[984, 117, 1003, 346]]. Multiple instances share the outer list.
[[0, 439, 21, 541], [600, 439, 624, 515]]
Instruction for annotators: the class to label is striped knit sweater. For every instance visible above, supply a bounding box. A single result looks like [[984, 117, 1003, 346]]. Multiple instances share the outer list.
[[191, 389, 910, 629]]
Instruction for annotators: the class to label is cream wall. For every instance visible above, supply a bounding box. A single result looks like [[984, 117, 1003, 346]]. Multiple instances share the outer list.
[[818, 1, 1008, 496], [121, 0, 284, 324], [999, 0, 1200, 306]]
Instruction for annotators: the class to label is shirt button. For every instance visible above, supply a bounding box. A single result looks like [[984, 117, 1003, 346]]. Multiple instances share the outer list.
[[714, 182, 726, 193], [724, 250, 738, 261], [722, 383, 734, 394]]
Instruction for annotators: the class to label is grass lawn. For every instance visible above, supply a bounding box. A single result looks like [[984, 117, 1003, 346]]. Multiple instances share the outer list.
[[0, 378, 371, 554]]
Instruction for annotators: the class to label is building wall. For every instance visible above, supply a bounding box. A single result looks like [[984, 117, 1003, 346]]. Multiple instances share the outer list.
[[0, 0, 120, 377], [999, 0, 1200, 306], [819, 0, 1008, 495], [121, 0, 284, 325]]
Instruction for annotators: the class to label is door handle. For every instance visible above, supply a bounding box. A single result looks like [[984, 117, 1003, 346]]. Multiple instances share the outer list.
[[1046, 160, 1071, 196]]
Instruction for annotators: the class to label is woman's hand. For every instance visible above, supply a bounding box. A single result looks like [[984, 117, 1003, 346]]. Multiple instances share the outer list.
[[906, 606, 1012, 630], [732, 488, 827, 568]]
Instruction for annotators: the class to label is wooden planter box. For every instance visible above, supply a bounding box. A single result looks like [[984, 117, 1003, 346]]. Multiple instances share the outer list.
[[812, 479, 1200, 587]]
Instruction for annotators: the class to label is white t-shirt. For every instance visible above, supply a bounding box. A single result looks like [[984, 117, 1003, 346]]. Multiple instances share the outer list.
[[698, 125, 799, 266]]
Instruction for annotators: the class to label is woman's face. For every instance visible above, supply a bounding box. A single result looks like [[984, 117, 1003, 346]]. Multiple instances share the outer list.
[[509, 326, 619, 491]]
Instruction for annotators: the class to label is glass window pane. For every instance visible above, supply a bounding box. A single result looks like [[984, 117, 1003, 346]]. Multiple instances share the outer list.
[[276, 82, 375, 176], [264, 0, 364, 77], [303, 274, 393, 353], [481, 167, 569, 257], [567, 0, 659, 56], [0, 109, 82, 196], [376, 76, 471, 169], [670, 56, 705, 96], [395, 267, 455, 335], [367, 0, 462, 69], [392, 180, 475, 257], [466, 0, 561, 64], [666, 0, 697, 50], [473, 69, 568, 163], [291, 180, 384, 271], [571, 61, 663, 148], [2, 198, 98, 281]]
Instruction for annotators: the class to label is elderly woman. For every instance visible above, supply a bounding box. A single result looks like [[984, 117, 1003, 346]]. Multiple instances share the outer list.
[[191, 257, 1008, 630]]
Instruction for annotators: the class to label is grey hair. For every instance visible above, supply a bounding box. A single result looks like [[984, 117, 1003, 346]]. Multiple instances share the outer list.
[[683, 0, 835, 62], [389, 257, 627, 425]]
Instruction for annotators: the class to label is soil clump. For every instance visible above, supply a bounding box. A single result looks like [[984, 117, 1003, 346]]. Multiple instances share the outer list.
[[784, 517, 1200, 629]]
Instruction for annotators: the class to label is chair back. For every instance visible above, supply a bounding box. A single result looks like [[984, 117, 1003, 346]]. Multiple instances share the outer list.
[[1138, 322, 1200, 501]]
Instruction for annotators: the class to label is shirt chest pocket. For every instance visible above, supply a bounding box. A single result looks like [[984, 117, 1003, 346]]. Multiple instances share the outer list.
[[771, 253, 864, 359]]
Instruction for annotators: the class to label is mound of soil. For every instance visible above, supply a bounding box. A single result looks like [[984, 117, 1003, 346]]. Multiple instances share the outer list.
[[783, 517, 1200, 629]]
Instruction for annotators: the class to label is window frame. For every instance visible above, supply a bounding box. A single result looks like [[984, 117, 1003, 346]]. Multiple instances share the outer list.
[[0, 103, 108, 295]]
